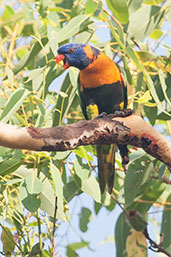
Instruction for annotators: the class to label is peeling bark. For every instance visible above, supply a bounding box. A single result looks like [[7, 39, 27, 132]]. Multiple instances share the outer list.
[[0, 113, 170, 170]]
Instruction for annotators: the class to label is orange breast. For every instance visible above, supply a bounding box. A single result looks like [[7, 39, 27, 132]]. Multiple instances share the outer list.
[[80, 53, 121, 89]]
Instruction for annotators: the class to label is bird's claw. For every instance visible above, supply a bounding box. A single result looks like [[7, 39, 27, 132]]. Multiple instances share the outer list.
[[94, 112, 107, 119], [114, 108, 133, 118]]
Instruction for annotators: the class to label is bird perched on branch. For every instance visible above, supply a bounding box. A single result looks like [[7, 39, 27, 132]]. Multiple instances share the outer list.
[[56, 43, 128, 194]]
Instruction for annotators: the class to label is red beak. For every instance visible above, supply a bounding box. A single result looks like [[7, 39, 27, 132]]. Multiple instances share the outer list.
[[56, 54, 70, 70]]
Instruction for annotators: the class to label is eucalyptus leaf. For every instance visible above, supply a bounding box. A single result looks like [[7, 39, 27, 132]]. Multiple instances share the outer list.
[[49, 163, 65, 219], [56, 15, 90, 43], [25, 175, 42, 195], [13, 38, 48, 75], [0, 88, 29, 123], [74, 161, 101, 203], [115, 212, 130, 257], [79, 207, 93, 232], [127, 5, 164, 41], [106, 0, 129, 24], [125, 155, 154, 207], [161, 194, 171, 254]]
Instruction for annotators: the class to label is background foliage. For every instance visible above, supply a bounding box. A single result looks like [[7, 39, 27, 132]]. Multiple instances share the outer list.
[[0, 0, 171, 256]]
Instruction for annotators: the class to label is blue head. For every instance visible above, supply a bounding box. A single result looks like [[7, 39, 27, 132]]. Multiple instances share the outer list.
[[56, 43, 100, 70]]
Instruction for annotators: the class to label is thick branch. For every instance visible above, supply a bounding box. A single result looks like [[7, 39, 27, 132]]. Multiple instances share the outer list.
[[0, 113, 170, 169]]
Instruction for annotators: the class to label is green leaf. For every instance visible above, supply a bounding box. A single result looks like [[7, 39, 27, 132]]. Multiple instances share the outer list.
[[54, 150, 71, 160], [53, 73, 78, 126], [115, 212, 130, 257], [19, 180, 41, 212], [2, 5, 25, 26], [73, 146, 94, 161], [50, 163, 65, 219], [130, 180, 165, 213], [13, 38, 48, 75], [126, 210, 147, 231], [25, 68, 43, 92], [0, 88, 29, 123], [39, 175, 56, 217], [158, 69, 171, 111], [28, 242, 45, 257], [63, 180, 81, 202], [35, 103, 45, 127], [128, 0, 143, 14], [6, 66, 14, 86], [106, 0, 129, 24], [127, 5, 164, 41], [125, 46, 169, 115], [56, 15, 90, 43], [74, 161, 101, 203], [161, 194, 171, 254], [135, 90, 152, 104], [0, 159, 24, 176], [2, 5, 14, 20], [67, 241, 89, 257], [22, 194, 41, 212], [125, 154, 154, 207], [158, 164, 166, 179], [25, 175, 42, 195], [85, 0, 96, 14], [79, 207, 93, 232], [47, 24, 60, 56], [1, 227, 15, 257], [150, 29, 163, 39]]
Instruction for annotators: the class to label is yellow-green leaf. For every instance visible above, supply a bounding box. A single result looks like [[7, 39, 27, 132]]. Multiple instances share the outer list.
[[126, 229, 147, 257], [106, 0, 129, 24], [135, 91, 152, 104], [1, 227, 15, 256]]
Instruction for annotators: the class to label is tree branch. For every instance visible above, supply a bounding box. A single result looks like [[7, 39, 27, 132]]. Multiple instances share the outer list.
[[0, 113, 170, 170], [143, 229, 171, 257]]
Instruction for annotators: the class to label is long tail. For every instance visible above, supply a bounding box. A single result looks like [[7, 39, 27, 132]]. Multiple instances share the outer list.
[[97, 144, 116, 194]]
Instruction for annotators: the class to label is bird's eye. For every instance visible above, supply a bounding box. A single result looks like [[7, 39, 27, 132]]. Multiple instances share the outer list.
[[69, 48, 75, 53]]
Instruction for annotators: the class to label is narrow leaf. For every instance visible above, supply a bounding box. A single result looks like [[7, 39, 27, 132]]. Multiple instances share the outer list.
[[50, 163, 65, 219], [79, 207, 93, 232], [115, 212, 130, 257], [161, 194, 171, 254], [1, 227, 15, 256], [19, 182, 41, 212], [0, 159, 23, 176], [125, 155, 154, 207], [126, 229, 147, 257], [13, 38, 48, 75], [106, 0, 129, 24], [56, 15, 90, 43], [127, 5, 164, 41], [0, 88, 28, 123], [25, 175, 42, 195], [74, 161, 101, 203]]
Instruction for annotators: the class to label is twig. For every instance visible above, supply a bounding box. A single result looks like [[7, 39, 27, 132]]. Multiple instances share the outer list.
[[52, 196, 58, 257], [110, 194, 125, 212], [111, 195, 171, 256], [37, 210, 43, 257], [150, 175, 171, 185], [143, 229, 171, 257]]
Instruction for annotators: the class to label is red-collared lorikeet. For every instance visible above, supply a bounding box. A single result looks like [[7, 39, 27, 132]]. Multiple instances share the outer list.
[[56, 43, 127, 194]]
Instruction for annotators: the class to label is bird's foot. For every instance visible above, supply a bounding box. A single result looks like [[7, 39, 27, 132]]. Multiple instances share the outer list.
[[114, 108, 134, 118], [94, 112, 107, 119]]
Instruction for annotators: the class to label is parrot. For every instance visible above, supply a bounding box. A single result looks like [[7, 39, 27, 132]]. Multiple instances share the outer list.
[[56, 43, 127, 194]]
